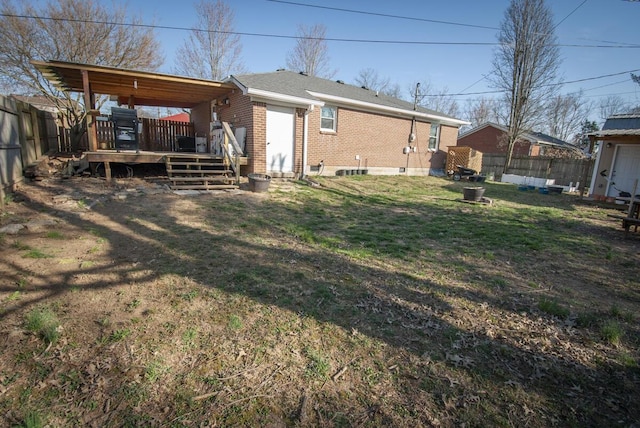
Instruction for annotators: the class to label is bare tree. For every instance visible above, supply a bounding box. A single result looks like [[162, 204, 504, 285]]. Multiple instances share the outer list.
[[354, 68, 403, 98], [355, 68, 389, 91], [544, 92, 592, 142], [286, 24, 336, 79], [0, 0, 162, 141], [598, 95, 628, 122], [490, 0, 560, 173], [174, 0, 245, 80], [384, 83, 403, 100], [463, 97, 503, 130], [415, 81, 459, 118]]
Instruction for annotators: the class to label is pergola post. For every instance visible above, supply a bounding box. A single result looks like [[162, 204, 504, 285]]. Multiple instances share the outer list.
[[81, 69, 98, 152]]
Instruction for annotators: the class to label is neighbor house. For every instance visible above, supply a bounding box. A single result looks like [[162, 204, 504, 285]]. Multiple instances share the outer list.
[[456, 122, 578, 157], [588, 114, 640, 198], [32, 61, 468, 186], [160, 112, 190, 122]]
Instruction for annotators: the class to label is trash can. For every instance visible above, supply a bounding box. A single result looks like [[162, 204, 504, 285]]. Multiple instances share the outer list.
[[248, 173, 271, 193]]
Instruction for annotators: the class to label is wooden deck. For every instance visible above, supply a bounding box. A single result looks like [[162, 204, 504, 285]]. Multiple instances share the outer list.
[[85, 150, 248, 164], [85, 150, 248, 187]]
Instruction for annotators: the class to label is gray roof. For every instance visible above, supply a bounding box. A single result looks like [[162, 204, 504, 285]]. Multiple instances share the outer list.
[[230, 70, 466, 126], [459, 122, 576, 149], [527, 131, 576, 149], [590, 114, 640, 138], [602, 114, 640, 131]]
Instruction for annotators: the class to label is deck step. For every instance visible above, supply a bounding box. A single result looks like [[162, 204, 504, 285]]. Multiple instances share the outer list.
[[170, 184, 238, 190], [165, 155, 236, 190], [167, 168, 232, 175], [166, 161, 226, 167], [169, 177, 233, 182]]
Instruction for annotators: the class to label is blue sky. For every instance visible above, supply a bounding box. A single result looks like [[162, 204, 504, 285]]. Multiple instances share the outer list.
[[134, 0, 639, 115]]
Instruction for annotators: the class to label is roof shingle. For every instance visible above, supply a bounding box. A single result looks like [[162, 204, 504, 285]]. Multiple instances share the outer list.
[[230, 70, 465, 125]]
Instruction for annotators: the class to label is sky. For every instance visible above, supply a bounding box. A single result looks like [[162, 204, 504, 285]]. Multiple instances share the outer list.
[[124, 1, 639, 120]]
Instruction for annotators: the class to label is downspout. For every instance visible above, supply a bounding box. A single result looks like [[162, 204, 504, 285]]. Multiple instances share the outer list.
[[302, 105, 311, 178]]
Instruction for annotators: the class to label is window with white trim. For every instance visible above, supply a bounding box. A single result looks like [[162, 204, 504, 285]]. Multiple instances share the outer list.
[[428, 123, 440, 151], [321, 106, 337, 132]]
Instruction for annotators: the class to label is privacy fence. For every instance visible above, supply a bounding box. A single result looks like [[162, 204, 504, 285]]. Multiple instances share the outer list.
[[482, 154, 593, 187], [0, 95, 58, 202]]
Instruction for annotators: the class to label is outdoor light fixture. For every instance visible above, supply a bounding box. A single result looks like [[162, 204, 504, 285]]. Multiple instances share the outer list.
[[606, 142, 612, 148]]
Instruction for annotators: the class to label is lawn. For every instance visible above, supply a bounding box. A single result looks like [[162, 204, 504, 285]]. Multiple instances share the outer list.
[[0, 175, 638, 427]]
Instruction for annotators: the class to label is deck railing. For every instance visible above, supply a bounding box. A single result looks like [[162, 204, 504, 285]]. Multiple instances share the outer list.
[[95, 117, 194, 151], [221, 122, 243, 185]]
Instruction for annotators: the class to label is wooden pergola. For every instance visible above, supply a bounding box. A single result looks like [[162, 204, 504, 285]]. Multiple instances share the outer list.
[[32, 60, 235, 151]]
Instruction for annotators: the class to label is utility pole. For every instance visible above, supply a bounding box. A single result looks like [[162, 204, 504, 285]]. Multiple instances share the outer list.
[[406, 82, 421, 174]]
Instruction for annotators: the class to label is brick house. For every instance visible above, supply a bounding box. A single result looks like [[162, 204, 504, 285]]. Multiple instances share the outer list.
[[33, 61, 468, 182], [213, 70, 468, 177], [456, 122, 577, 157]]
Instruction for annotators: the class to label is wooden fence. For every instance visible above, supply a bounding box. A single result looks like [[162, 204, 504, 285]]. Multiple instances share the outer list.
[[95, 117, 194, 151], [482, 154, 593, 186], [1, 95, 57, 204]]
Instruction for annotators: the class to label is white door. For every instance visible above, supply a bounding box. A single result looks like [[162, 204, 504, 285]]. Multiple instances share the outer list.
[[266, 105, 295, 173], [608, 145, 640, 196]]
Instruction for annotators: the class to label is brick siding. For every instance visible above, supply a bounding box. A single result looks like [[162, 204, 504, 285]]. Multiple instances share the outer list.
[[224, 91, 461, 176], [305, 106, 458, 175], [457, 125, 532, 156]]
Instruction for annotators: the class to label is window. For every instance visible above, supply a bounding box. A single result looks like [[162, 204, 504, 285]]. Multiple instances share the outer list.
[[321, 106, 337, 132], [428, 123, 440, 151]]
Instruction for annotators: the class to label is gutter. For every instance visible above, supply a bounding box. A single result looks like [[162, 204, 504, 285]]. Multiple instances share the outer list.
[[226, 76, 324, 107], [306, 91, 469, 127]]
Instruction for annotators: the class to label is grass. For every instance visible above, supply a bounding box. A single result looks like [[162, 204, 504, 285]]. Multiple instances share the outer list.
[[145, 361, 168, 383], [7, 291, 21, 301], [600, 320, 624, 345], [181, 327, 198, 347], [538, 298, 570, 318], [20, 410, 45, 428], [304, 347, 331, 379], [2, 176, 639, 427], [22, 249, 53, 259], [228, 314, 243, 330], [107, 328, 131, 343], [24, 307, 61, 344]]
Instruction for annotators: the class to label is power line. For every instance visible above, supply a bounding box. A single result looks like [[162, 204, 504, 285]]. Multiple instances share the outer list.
[[425, 68, 640, 97], [577, 37, 639, 46], [268, 0, 639, 49], [572, 79, 630, 92], [553, 0, 588, 30], [266, 0, 499, 31], [458, 75, 489, 93], [557, 68, 640, 85], [1, 13, 638, 48]]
